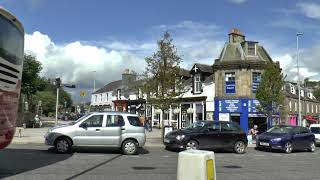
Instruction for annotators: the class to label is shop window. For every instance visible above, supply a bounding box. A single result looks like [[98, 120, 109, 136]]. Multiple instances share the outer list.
[[225, 72, 236, 94], [194, 74, 201, 94]]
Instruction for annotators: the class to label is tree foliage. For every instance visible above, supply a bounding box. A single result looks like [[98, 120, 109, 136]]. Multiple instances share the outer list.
[[256, 62, 284, 119], [141, 31, 184, 111], [21, 54, 43, 110], [21, 54, 73, 114]]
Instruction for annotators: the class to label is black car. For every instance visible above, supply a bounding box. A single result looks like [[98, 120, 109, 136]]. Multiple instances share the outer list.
[[164, 120, 248, 154], [256, 125, 316, 153]]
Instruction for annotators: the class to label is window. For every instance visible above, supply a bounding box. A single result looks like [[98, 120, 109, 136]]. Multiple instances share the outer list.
[[300, 127, 310, 134], [247, 42, 256, 56], [106, 93, 108, 101], [312, 104, 314, 113], [117, 89, 121, 100], [221, 123, 241, 132], [106, 115, 125, 127], [316, 105, 318, 113], [207, 122, 220, 132], [307, 104, 310, 113], [146, 105, 152, 117], [194, 74, 201, 93], [295, 102, 297, 111], [225, 72, 236, 94], [127, 116, 143, 127], [290, 85, 295, 94], [81, 115, 103, 127], [252, 72, 261, 93], [0, 14, 24, 65], [252, 72, 261, 82], [289, 101, 292, 111], [311, 127, 320, 134]]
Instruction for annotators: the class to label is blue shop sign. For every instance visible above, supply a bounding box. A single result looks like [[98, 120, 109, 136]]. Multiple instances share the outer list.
[[218, 99, 241, 113], [225, 81, 236, 94], [248, 99, 260, 113]]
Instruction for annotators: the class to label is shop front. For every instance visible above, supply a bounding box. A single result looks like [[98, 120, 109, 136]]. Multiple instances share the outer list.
[[214, 98, 269, 133]]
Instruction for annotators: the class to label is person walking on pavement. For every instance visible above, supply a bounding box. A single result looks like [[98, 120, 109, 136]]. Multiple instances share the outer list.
[[248, 125, 259, 143]]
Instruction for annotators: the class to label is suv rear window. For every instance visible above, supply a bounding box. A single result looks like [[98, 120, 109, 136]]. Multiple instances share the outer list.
[[311, 127, 320, 134], [127, 116, 143, 127]]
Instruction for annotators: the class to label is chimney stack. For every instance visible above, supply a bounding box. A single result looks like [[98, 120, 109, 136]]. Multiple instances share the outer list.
[[228, 28, 245, 43]]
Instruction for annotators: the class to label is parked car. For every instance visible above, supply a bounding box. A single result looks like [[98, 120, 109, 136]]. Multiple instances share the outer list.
[[310, 124, 320, 146], [256, 125, 316, 153], [45, 112, 146, 155], [164, 120, 248, 154]]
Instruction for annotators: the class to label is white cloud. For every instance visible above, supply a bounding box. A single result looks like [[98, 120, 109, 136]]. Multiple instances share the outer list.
[[228, 0, 247, 4], [297, 2, 320, 20], [24, 21, 227, 102], [25, 31, 145, 102]]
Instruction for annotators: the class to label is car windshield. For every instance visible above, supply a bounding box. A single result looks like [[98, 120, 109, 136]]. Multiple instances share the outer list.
[[310, 127, 320, 134], [69, 114, 91, 125], [266, 126, 294, 134], [186, 121, 205, 129]]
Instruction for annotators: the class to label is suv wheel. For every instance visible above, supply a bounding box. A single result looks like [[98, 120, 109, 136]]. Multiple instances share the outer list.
[[308, 141, 316, 152], [185, 140, 199, 150], [284, 142, 293, 153], [234, 141, 246, 154], [122, 140, 138, 155], [55, 137, 71, 153]]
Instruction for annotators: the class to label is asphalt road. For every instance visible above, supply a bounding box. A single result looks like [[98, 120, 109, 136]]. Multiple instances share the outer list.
[[1, 144, 320, 180]]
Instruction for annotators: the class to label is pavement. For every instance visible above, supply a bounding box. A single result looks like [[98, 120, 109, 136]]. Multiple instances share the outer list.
[[11, 120, 255, 147]]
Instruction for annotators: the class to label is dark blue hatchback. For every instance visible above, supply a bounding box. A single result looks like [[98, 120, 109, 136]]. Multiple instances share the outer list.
[[256, 125, 316, 153]]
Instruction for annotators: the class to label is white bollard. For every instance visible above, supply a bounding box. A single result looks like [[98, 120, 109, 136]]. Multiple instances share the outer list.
[[177, 149, 216, 180]]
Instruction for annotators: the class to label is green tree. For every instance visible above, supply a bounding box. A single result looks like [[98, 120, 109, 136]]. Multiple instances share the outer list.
[[141, 31, 184, 139], [34, 91, 56, 116], [21, 54, 43, 112], [256, 62, 284, 125]]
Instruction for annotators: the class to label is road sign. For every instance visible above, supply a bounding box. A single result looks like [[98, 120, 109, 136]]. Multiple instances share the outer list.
[[80, 91, 87, 97]]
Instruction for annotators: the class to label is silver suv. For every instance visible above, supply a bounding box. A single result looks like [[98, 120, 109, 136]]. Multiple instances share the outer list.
[[45, 112, 146, 155]]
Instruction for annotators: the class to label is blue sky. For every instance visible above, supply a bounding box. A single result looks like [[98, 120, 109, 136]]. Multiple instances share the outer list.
[[2, 0, 320, 102]]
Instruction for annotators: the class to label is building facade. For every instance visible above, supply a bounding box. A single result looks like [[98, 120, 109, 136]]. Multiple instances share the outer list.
[[213, 28, 279, 133], [283, 82, 320, 126]]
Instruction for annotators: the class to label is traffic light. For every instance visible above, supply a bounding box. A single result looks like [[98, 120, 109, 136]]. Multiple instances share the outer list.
[[55, 78, 61, 88]]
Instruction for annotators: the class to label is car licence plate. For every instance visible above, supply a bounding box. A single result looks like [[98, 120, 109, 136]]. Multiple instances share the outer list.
[[260, 142, 269, 146], [164, 139, 170, 143]]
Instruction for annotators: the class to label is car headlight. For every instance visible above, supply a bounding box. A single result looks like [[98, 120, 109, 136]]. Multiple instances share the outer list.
[[271, 138, 282, 142], [176, 135, 185, 141]]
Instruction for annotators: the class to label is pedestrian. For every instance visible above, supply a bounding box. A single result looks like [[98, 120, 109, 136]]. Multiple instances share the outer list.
[[248, 125, 259, 143]]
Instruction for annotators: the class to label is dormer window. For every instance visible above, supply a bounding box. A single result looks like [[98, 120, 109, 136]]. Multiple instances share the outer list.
[[290, 85, 295, 94], [194, 74, 201, 94], [247, 42, 256, 56]]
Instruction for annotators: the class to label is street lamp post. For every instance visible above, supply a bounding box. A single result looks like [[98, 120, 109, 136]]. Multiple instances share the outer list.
[[296, 32, 303, 126], [93, 71, 96, 92]]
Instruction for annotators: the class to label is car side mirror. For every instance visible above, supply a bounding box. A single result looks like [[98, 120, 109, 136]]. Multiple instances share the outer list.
[[80, 123, 87, 129]]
